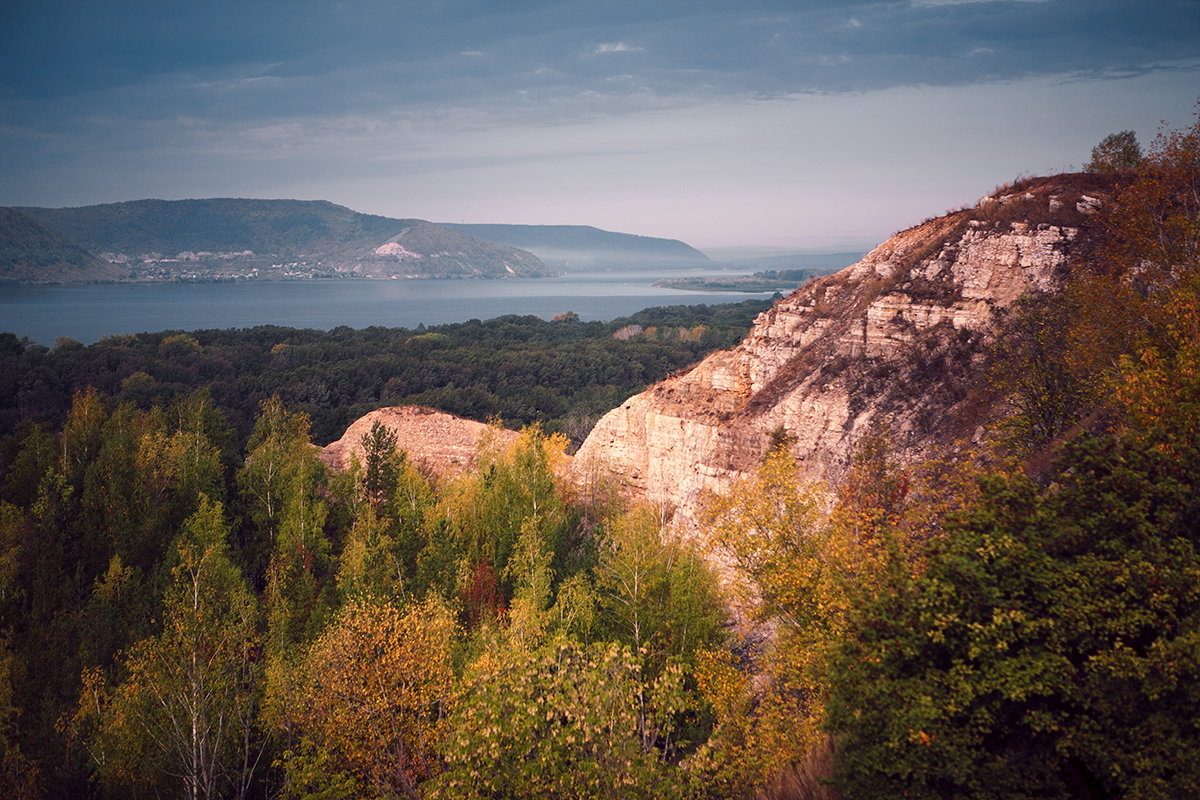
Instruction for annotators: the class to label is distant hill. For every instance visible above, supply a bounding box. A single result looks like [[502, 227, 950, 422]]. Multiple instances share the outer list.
[[14, 199, 550, 281], [19, 198, 403, 256], [366, 220, 550, 278], [441, 223, 711, 270], [720, 251, 866, 271], [653, 268, 842, 293], [0, 207, 125, 283]]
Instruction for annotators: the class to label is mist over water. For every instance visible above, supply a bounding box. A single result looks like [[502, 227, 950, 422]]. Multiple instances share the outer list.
[[0, 270, 777, 345]]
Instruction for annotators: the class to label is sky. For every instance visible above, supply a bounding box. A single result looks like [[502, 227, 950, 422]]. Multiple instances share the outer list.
[[1, 1, 1198, 251]]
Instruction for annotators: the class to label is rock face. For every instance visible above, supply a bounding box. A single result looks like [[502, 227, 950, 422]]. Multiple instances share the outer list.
[[574, 174, 1113, 522], [321, 406, 520, 477]]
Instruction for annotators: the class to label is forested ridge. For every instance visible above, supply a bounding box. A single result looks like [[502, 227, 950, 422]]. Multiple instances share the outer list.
[[0, 209, 118, 284], [0, 113, 1197, 799]]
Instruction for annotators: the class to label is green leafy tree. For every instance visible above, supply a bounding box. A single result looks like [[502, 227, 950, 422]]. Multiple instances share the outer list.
[[160, 390, 231, 525], [360, 421, 399, 511], [702, 446, 826, 628], [827, 429, 1200, 799], [0, 502, 41, 798], [232, 398, 339, 757], [336, 505, 400, 604], [436, 426, 572, 616], [434, 638, 698, 800], [596, 505, 726, 673], [59, 387, 108, 488], [987, 291, 1096, 452], [236, 396, 321, 582], [12, 460, 88, 792], [75, 497, 264, 800], [0, 422, 57, 508], [502, 517, 556, 649], [260, 463, 335, 738], [263, 466, 332, 657], [1085, 130, 1143, 172], [339, 437, 435, 603]]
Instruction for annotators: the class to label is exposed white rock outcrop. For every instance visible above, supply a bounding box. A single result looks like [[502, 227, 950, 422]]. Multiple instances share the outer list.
[[321, 405, 520, 478], [574, 175, 1112, 526]]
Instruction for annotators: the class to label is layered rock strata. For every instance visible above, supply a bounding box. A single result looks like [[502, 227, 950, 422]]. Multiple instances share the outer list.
[[574, 175, 1112, 523]]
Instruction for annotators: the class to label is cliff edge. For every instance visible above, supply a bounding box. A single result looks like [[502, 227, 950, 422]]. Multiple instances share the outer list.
[[574, 174, 1114, 522]]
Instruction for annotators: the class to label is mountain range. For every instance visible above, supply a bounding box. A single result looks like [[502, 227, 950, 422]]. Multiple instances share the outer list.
[[0, 198, 712, 283], [439, 223, 711, 270]]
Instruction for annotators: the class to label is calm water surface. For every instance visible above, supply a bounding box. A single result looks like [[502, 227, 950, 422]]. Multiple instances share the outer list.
[[0, 270, 776, 345]]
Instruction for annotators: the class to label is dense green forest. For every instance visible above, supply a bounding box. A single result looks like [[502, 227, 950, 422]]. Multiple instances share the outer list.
[[0, 115, 1197, 799], [0, 299, 773, 447], [0, 209, 119, 284]]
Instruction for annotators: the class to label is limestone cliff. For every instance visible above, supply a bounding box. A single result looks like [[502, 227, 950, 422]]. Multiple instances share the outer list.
[[574, 174, 1114, 521], [321, 405, 520, 478]]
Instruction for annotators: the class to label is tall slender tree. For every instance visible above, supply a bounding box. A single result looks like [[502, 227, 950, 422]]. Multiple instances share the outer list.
[[77, 497, 263, 800]]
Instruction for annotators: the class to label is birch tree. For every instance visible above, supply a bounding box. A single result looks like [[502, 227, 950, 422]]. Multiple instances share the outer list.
[[77, 497, 263, 799]]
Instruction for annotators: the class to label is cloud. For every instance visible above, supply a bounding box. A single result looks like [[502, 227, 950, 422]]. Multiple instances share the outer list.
[[594, 42, 644, 55], [911, 0, 1048, 6], [1, 0, 1197, 247], [190, 75, 282, 92], [817, 55, 852, 67]]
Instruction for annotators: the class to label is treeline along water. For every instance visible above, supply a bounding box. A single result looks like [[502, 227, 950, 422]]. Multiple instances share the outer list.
[[0, 294, 774, 446], [0, 270, 774, 345]]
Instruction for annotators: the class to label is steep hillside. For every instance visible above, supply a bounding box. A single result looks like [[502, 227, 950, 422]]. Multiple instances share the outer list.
[[574, 173, 1116, 522], [441, 223, 711, 270], [18, 199, 549, 279], [365, 221, 550, 278], [0, 207, 124, 283]]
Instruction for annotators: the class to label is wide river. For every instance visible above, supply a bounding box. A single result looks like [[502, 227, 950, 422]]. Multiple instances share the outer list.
[[0, 270, 778, 345]]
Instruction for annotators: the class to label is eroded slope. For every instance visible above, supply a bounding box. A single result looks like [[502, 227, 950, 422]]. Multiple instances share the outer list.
[[574, 174, 1113, 520]]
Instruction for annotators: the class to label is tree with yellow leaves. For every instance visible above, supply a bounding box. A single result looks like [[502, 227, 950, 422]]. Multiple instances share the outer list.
[[73, 496, 263, 800], [282, 598, 456, 800], [430, 425, 574, 619], [433, 637, 698, 800], [696, 446, 831, 792], [697, 435, 918, 797]]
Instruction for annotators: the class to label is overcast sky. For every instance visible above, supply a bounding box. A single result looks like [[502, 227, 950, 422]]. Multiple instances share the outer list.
[[1, 0, 1197, 250]]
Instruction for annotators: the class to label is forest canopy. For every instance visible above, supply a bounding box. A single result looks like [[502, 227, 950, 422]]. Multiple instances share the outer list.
[[0, 298, 772, 447]]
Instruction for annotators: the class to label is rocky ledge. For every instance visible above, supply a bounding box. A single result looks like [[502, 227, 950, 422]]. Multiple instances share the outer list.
[[573, 174, 1114, 524]]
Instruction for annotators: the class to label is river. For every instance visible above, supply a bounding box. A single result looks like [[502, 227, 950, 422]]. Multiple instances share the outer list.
[[0, 270, 779, 345]]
